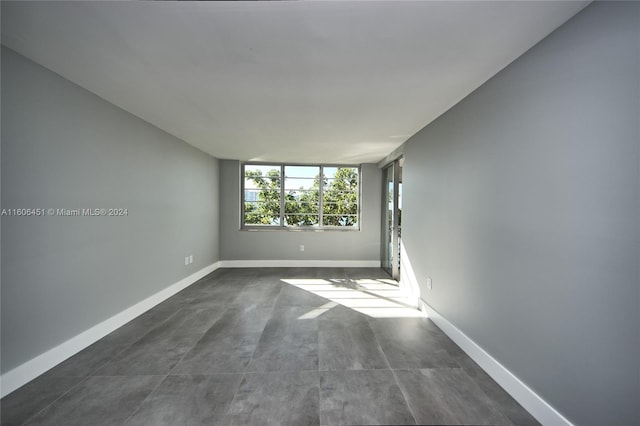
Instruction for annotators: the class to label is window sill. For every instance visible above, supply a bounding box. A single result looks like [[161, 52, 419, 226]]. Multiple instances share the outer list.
[[240, 227, 360, 232]]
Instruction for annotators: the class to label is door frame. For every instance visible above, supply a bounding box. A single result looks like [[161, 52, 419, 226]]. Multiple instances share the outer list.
[[381, 158, 402, 280]]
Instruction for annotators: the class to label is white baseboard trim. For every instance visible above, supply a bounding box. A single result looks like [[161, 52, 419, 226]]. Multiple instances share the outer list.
[[218, 260, 381, 268], [0, 261, 221, 398], [418, 299, 573, 426]]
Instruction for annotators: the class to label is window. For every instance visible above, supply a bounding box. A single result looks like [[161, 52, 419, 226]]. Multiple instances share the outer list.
[[242, 163, 360, 230]]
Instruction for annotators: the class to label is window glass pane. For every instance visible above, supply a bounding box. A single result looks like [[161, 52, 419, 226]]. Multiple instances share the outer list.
[[286, 166, 319, 177], [244, 202, 280, 226], [284, 166, 319, 191], [244, 165, 281, 191], [244, 189, 261, 202], [245, 164, 280, 176], [284, 214, 320, 227], [286, 189, 319, 202], [321, 167, 359, 227], [323, 167, 338, 179], [284, 166, 320, 227], [322, 167, 358, 189], [243, 164, 281, 226], [322, 214, 358, 227], [285, 202, 319, 214]]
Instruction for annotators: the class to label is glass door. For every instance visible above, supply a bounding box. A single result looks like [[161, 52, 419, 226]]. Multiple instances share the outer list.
[[381, 159, 402, 280]]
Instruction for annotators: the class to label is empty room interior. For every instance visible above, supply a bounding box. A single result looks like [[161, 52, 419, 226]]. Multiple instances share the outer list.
[[1, 1, 638, 425]]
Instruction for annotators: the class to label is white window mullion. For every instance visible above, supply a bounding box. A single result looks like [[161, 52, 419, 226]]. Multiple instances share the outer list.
[[280, 164, 285, 228], [319, 165, 324, 227]]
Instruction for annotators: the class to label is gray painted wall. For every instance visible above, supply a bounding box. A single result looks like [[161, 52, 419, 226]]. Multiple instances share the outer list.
[[219, 160, 381, 262], [1, 47, 220, 373], [401, 3, 639, 425]]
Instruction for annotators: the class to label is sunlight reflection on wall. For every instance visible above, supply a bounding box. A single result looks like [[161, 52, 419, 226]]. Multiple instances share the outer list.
[[399, 241, 422, 306]]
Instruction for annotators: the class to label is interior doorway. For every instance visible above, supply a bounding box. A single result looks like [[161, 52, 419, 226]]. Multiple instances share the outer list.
[[381, 158, 402, 280]]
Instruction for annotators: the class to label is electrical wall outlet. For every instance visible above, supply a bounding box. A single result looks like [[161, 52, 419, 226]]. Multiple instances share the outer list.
[[299, 245, 305, 252], [184, 256, 189, 266], [426, 277, 433, 290], [189, 255, 193, 264]]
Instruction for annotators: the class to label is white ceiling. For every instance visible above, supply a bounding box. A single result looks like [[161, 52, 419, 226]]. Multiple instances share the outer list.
[[1, 1, 589, 164]]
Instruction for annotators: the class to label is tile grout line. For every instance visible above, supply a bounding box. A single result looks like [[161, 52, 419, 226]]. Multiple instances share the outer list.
[[388, 367, 422, 426], [211, 280, 283, 422], [223, 279, 325, 423], [91, 304, 191, 377], [451, 366, 517, 426], [318, 268, 330, 426], [17, 375, 91, 426], [14, 300, 193, 424], [423, 322, 519, 425], [240, 285, 285, 372], [366, 316, 420, 426], [117, 307, 211, 424], [161, 281, 246, 379], [27, 338, 131, 417], [219, 371, 249, 422], [120, 374, 170, 426], [119, 277, 244, 425], [165, 311, 235, 376], [316, 366, 323, 426]]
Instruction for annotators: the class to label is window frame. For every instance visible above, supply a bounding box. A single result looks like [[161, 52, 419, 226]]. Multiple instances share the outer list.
[[241, 162, 361, 231]]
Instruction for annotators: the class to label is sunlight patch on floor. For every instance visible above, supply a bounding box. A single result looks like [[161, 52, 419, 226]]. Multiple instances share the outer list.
[[282, 278, 426, 319]]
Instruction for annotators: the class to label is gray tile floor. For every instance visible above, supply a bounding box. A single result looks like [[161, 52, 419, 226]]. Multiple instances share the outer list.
[[1, 268, 540, 426]]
